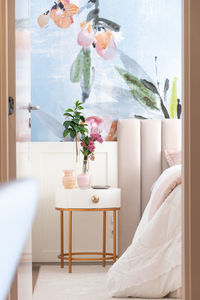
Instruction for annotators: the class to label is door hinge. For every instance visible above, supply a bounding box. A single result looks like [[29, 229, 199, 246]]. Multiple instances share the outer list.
[[8, 96, 15, 116]]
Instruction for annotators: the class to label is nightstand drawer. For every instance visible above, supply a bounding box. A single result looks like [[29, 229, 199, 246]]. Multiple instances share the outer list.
[[55, 188, 121, 209]]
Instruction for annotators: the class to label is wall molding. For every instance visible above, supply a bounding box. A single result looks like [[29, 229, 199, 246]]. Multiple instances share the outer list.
[[16, 142, 118, 262]]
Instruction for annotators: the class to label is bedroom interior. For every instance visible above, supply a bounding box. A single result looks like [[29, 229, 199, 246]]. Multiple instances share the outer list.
[[2, 0, 200, 300]]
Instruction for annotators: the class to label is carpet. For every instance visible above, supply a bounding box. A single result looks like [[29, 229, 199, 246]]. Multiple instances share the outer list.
[[33, 265, 179, 300]]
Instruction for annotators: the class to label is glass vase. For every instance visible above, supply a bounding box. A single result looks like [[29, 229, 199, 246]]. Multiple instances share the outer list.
[[82, 159, 89, 174]]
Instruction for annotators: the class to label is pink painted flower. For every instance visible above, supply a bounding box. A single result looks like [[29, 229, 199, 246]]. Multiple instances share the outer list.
[[85, 116, 103, 135], [37, 14, 50, 28], [95, 30, 117, 60], [77, 22, 95, 50], [90, 155, 95, 161], [38, 1, 79, 29]]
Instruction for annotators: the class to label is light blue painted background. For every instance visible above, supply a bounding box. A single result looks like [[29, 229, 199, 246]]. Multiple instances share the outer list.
[[31, 0, 181, 141]]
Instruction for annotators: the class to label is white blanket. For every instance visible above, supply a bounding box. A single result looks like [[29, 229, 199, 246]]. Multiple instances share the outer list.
[[107, 165, 182, 298]]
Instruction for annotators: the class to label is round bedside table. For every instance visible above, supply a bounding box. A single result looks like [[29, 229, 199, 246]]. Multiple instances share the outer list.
[[55, 188, 121, 273]]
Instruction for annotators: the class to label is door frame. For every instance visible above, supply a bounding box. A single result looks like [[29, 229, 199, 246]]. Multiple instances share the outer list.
[[0, 0, 9, 182], [183, 0, 200, 299], [0, 0, 199, 299], [0, 1, 17, 299], [0, 0, 16, 182]]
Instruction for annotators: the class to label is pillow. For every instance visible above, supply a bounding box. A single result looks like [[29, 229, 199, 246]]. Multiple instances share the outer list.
[[148, 164, 181, 221], [165, 149, 182, 167]]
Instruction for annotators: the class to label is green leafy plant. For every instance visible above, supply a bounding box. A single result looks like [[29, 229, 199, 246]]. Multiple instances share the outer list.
[[63, 100, 88, 138], [63, 100, 88, 160]]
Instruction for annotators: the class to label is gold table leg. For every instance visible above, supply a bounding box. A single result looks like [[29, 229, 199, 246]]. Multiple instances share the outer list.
[[102, 211, 106, 267], [68, 210, 72, 273], [60, 210, 64, 268], [113, 210, 116, 263]]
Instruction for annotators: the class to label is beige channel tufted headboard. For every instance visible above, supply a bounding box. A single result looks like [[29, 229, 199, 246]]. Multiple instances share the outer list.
[[118, 119, 182, 256]]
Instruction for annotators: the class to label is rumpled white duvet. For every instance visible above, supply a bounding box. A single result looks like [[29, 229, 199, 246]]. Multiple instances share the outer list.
[[107, 165, 182, 298]]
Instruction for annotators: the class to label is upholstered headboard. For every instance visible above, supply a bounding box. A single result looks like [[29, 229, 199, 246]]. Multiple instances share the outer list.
[[118, 119, 182, 255]]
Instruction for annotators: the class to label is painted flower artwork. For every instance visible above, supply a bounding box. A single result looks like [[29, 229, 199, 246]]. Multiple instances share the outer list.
[[31, 0, 182, 141], [38, 0, 79, 29]]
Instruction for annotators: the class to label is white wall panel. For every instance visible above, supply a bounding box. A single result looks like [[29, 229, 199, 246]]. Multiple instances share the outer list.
[[118, 119, 182, 256], [162, 120, 182, 170], [118, 120, 141, 256], [28, 142, 118, 262], [17, 120, 181, 262], [141, 120, 162, 212]]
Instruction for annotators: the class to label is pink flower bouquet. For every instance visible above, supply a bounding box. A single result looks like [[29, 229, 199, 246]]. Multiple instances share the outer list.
[[80, 133, 103, 162], [77, 133, 103, 189]]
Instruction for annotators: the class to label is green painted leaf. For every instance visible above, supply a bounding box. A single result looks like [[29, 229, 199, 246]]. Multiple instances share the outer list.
[[115, 67, 158, 110], [83, 49, 91, 92], [169, 77, 178, 119], [164, 78, 169, 102], [86, 9, 99, 22], [98, 18, 120, 32], [141, 79, 159, 95], [134, 115, 148, 119], [70, 50, 84, 83], [119, 50, 153, 83]]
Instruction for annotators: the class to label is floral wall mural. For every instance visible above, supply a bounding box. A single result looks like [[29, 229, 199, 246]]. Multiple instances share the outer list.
[[31, 0, 182, 141]]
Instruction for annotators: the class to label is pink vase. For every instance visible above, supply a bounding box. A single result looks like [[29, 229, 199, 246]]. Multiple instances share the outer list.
[[62, 170, 75, 189], [77, 173, 91, 189], [77, 159, 91, 189]]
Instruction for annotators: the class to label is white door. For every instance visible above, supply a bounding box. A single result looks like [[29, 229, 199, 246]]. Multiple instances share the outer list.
[[14, 0, 39, 299]]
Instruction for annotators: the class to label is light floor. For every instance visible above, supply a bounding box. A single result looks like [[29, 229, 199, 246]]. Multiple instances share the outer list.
[[32, 264, 178, 300]]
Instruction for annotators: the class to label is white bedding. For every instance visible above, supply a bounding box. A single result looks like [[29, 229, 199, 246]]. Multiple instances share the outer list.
[[107, 165, 182, 298]]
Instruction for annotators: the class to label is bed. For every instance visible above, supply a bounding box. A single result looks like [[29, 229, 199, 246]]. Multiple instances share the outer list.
[[107, 119, 182, 298]]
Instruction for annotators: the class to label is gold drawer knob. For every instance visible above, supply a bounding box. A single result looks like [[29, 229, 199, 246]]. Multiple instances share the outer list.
[[91, 195, 99, 203]]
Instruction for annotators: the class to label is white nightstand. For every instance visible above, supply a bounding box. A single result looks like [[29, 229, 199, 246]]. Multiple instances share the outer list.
[[55, 188, 121, 273]]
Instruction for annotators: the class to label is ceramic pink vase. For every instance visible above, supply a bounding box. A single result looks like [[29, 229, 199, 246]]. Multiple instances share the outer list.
[[77, 173, 91, 189], [62, 170, 75, 189]]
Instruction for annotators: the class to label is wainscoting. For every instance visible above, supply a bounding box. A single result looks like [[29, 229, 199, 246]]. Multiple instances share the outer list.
[[17, 142, 118, 262]]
